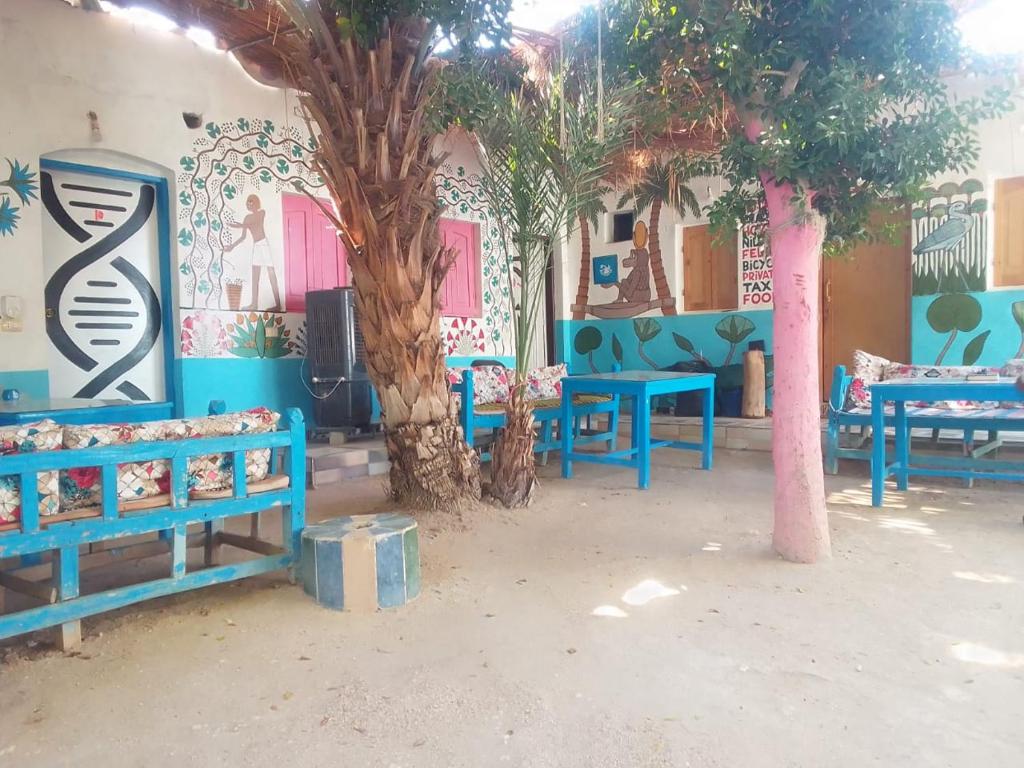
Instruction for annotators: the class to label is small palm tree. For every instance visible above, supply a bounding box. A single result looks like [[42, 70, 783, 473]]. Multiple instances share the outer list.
[[617, 156, 703, 316]]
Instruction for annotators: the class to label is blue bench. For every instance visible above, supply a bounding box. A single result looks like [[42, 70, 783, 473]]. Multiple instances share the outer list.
[[825, 365, 1024, 476], [453, 368, 620, 463], [0, 408, 306, 650]]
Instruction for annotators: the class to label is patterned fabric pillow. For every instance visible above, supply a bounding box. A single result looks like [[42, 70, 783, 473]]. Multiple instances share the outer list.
[[881, 363, 1004, 410], [446, 366, 512, 406], [846, 350, 891, 409], [0, 420, 63, 524], [60, 408, 280, 508], [525, 364, 567, 401]]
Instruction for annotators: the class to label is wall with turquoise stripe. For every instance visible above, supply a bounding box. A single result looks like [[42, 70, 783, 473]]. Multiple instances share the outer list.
[[911, 289, 1024, 368]]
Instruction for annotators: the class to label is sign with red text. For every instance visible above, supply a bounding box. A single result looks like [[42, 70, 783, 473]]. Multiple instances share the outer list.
[[739, 198, 773, 308]]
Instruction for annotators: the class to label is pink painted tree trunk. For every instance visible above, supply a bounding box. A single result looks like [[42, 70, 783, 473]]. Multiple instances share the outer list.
[[761, 174, 832, 563]]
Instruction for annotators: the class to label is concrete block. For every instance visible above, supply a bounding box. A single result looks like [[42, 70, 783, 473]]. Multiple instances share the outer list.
[[301, 513, 420, 612]]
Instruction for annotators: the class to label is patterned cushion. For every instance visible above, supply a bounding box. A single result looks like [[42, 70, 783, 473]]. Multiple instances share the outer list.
[[881, 362, 1006, 410], [447, 366, 512, 406], [60, 408, 280, 509], [525, 364, 567, 401], [0, 420, 63, 524], [846, 350, 890, 409]]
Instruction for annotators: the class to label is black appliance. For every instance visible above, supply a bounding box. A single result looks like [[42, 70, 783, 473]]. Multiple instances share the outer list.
[[305, 288, 374, 431]]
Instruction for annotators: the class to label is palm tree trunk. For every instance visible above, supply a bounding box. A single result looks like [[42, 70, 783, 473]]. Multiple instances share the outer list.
[[572, 213, 592, 320], [489, 382, 536, 506], [647, 197, 677, 315], [280, 10, 480, 510]]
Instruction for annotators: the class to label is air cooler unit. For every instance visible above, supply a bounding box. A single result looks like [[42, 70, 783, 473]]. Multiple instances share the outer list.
[[305, 288, 374, 431]]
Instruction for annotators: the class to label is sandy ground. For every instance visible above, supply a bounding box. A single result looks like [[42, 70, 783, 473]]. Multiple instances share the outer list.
[[1, 449, 1023, 767]]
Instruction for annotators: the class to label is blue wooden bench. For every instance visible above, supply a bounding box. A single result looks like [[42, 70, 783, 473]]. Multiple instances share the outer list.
[[454, 368, 620, 463], [825, 365, 1023, 476], [0, 408, 306, 650]]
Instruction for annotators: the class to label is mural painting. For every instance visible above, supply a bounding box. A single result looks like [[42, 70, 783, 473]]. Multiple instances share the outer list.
[[180, 309, 304, 360], [581, 221, 670, 319], [910, 290, 1024, 368], [593, 254, 618, 285], [436, 163, 512, 358], [40, 165, 165, 401], [912, 179, 987, 295], [0, 158, 38, 237], [177, 117, 323, 311], [444, 316, 486, 356]]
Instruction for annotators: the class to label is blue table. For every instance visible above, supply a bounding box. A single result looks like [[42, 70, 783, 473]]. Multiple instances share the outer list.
[[870, 378, 1024, 507], [561, 370, 715, 489]]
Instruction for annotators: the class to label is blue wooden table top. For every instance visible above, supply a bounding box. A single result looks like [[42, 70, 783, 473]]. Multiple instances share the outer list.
[[565, 370, 715, 397], [871, 378, 1021, 402]]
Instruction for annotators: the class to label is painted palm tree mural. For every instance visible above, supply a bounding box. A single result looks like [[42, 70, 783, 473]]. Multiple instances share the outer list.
[[912, 179, 987, 295], [616, 157, 702, 316], [0, 158, 38, 237]]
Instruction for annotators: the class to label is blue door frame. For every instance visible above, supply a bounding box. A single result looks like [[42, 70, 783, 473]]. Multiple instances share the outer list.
[[38, 158, 180, 419]]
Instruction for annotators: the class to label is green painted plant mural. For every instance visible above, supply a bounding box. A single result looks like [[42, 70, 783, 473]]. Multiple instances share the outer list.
[[573, 326, 603, 373], [226, 312, 292, 359], [0, 158, 38, 237], [611, 333, 623, 366], [912, 179, 988, 296], [1013, 301, 1024, 359], [177, 118, 322, 309], [715, 314, 756, 365], [633, 318, 662, 369], [961, 330, 991, 366], [671, 332, 711, 367], [926, 293, 983, 365]]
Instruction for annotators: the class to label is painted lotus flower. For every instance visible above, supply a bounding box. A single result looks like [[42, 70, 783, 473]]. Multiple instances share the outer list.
[[0, 197, 19, 237], [1, 159, 38, 205]]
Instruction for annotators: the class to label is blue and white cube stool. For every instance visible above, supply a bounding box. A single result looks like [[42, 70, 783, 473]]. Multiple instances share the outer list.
[[300, 514, 421, 612]]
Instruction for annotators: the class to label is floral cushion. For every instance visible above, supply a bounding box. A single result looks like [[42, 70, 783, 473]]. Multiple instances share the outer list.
[[525, 363, 567, 401], [59, 408, 280, 509], [0, 420, 62, 524], [447, 366, 512, 406], [846, 350, 890, 409], [881, 362, 1005, 410]]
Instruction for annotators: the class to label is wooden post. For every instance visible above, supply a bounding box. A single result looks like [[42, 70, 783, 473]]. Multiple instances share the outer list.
[[742, 350, 766, 418]]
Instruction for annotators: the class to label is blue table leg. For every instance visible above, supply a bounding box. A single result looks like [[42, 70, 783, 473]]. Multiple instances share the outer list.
[[637, 391, 651, 490], [561, 384, 574, 480], [894, 400, 909, 491], [871, 398, 886, 507], [701, 384, 714, 470]]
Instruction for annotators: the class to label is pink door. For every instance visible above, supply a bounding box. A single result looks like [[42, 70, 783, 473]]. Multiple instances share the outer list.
[[439, 218, 481, 317], [283, 194, 348, 311]]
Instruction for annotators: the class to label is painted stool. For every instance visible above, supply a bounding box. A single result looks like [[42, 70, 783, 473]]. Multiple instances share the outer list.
[[300, 513, 420, 612]]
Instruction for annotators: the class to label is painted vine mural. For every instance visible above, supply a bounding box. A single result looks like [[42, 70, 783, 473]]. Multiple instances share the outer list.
[[176, 117, 322, 310], [912, 179, 987, 296]]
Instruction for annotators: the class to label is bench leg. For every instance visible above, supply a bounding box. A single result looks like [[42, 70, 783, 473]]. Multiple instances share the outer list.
[[539, 420, 553, 466], [204, 519, 224, 566], [825, 420, 840, 475], [608, 406, 619, 452], [963, 431, 975, 489], [53, 546, 82, 652]]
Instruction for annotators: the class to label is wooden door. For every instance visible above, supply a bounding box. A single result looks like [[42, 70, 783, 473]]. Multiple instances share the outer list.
[[682, 224, 738, 312], [283, 193, 348, 311], [821, 217, 911, 400], [439, 218, 482, 317]]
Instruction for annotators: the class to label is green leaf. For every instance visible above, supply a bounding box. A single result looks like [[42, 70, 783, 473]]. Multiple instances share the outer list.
[[962, 330, 991, 366], [714, 314, 756, 344], [573, 326, 602, 355], [633, 318, 662, 343], [926, 293, 982, 333], [1012, 301, 1024, 333], [254, 319, 267, 358], [612, 333, 623, 364], [672, 332, 695, 354]]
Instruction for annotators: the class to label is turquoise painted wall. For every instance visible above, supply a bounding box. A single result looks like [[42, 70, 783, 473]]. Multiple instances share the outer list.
[[559, 310, 773, 377], [178, 358, 313, 421], [911, 289, 1024, 367], [0, 370, 49, 399]]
